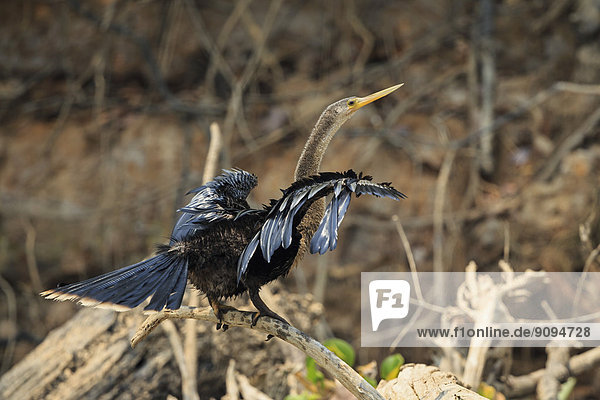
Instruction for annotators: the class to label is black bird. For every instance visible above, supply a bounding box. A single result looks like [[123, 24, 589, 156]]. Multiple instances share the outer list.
[[41, 84, 406, 327]]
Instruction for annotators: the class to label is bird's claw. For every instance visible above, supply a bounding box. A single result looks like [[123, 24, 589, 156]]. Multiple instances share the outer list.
[[251, 311, 261, 327], [248, 291, 289, 340], [216, 322, 229, 331], [210, 301, 236, 332]]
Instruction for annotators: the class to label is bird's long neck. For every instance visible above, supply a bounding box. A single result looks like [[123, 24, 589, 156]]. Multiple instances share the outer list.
[[294, 109, 341, 180], [293, 107, 347, 265]]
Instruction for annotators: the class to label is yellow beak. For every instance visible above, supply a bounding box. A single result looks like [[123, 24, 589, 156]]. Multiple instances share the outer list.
[[354, 83, 404, 110]]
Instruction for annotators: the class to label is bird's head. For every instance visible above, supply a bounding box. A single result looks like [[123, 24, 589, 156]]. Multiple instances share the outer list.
[[295, 82, 404, 179], [324, 83, 404, 122]]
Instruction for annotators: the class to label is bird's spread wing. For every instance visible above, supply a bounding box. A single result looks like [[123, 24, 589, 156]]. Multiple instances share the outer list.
[[237, 170, 406, 281], [171, 168, 258, 242], [310, 178, 405, 255]]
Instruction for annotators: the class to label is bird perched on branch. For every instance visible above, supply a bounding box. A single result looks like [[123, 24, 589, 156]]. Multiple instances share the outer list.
[[42, 84, 406, 328]]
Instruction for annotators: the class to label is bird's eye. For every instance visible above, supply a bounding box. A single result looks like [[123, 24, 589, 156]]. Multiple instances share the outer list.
[[347, 99, 356, 107]]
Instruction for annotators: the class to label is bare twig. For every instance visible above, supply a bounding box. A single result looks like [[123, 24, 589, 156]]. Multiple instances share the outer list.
[[312, 256, 329, 304], [572, 243, 600, 311], [384, 65, 465, 126], [344, 197, 518, 232], [236, 0, 281, 91], [532, 0, 573, 33], [23, 219, 43, 293], [583, 244, 600, 272], [187, 0, 281, 164], [391, 215, 423, 301], [505, 347, 600, 397], [157, 2, 183, 77], [203, 122, 224, 183], [0, 274, 17, 375], [361, 16, 470, 86], [174, 119, 196, 222], [239, 5, 284, 82], [536, 106, 600, 181], [236, 373, 274, 400], [225, 360, 240, 400], [162, 320, 198, 400], [390, 215, 426, 349], [453, 80, 600, 151], [554, 81, 600, 95], [311, 259, 334, 342], [433, 147, 456, 274], [456, 265, 551, 388], [41, 60, 97, 156], [67, 0, 221, 116], [91, 0, 114, 130], [503, 220, 510, 262], [579, 202, 598, 253], [345, 0, 374, 83], [182, 121, 223, 400], [204, 0, 251, 92], [222, 0, 282, 155], [537, 345, 570, 400], [478, 0, 496, 175], [184, 0, 236, 86], [131, 306, 385, 400], [461, 262, 495, 389], [0, 193, 89, 220]]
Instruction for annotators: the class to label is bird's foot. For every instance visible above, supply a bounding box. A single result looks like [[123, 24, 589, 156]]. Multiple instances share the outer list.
[[251, 309, 289, 327], [248, 290, 289, 340], [216, 322, 228, 332], [210, 301, 237, 332]]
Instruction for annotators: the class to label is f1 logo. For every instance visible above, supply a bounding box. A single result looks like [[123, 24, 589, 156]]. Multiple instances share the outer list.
[[369, 280, 410, 331]]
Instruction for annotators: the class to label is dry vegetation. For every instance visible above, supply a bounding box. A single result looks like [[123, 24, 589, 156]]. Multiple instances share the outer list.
[[1, 0, 600, 399]]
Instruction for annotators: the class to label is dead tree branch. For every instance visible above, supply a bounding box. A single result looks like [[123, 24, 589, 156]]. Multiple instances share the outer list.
[[377, 364, 487, 400], [131, 306, 385, 400], [505, 346, 600, 397], [537, 345, 570, 400]]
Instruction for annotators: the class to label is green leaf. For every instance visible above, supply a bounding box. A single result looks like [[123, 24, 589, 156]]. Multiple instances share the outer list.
[[323, 338, 355, 367], [380, 353, 404, 381], [558, 377, 576, 400], [305, 356, 324, 384], [284, 395, 304, 400], [284, 392, 321, 400], [477, 382, 496, 399], [363, 376, 378, 388]]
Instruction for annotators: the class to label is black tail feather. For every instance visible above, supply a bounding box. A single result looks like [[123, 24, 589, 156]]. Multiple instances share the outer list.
[[41, 253, 188, 311], [166, 259, 188, 309], [145, 257, 188, 310]]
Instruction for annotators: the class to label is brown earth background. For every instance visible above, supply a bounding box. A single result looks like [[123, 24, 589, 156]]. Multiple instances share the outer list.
[[1, 0, 600, 398]]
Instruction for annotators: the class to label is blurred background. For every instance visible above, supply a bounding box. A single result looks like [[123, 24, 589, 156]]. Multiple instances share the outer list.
[[1, 0, 600, 398]]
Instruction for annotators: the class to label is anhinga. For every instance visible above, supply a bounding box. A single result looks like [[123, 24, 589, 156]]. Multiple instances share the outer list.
[[41, 84, 405, 327]]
